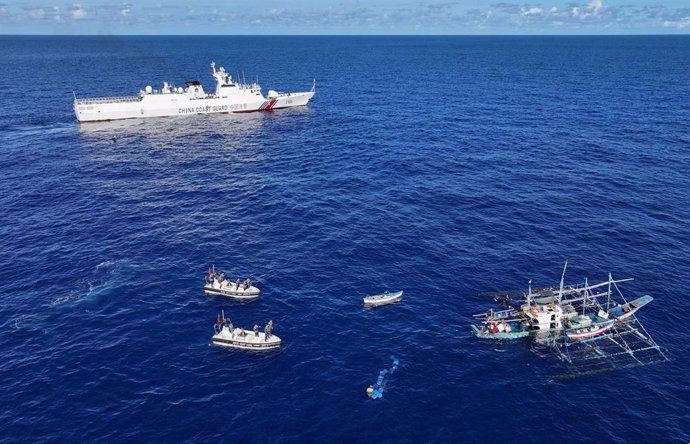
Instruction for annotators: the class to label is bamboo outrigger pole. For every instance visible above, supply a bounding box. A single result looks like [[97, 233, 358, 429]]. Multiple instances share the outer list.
[[554, 277, 634, 297]]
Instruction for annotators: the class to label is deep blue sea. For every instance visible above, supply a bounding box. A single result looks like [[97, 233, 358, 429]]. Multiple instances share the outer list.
[[1, 35, 689, 442]]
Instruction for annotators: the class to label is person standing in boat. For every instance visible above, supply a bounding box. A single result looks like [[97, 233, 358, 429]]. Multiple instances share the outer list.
[[264, 320, 273, 341], [253, 324, 259, 337], [235, 278, 241, 291]]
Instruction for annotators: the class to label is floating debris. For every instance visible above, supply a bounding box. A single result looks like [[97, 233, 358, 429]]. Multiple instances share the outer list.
[[366, 357, 400, 399]]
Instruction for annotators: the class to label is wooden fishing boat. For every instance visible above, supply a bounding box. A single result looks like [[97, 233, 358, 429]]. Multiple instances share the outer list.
[[565, 315, 615, 341], [607, 295, 653, 320], [471, 324, 530, 340], [471, 262, 669, 378], [363, 290, 403, 307]]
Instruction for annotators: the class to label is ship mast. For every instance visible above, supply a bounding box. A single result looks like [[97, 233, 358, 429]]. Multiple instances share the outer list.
[[558, 260, 568, 304], [607, 272, 613, 310]]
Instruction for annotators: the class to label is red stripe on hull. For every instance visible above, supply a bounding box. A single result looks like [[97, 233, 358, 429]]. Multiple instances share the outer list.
[[568, 325, 613, 340]]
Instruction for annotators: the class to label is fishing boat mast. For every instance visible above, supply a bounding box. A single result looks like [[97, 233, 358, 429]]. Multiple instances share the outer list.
[[558, 260, 568, 304], [606, 272, 613, 310]]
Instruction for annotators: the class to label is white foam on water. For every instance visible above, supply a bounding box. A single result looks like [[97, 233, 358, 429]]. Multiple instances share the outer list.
[[96, 259, 116, 270], [52, 260, 125, 306]]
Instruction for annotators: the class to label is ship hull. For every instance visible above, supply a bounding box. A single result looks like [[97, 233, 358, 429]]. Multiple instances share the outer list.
[[211, 328, 281, 350], [203, 284, 260, 300], [74, 93, 266, 123], [269, 91, 315, 110]]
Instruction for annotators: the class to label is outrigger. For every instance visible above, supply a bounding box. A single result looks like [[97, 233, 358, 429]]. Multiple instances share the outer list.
[[471, 262, 668, 378]]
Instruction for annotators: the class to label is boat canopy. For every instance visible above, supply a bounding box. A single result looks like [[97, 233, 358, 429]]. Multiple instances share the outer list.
[[535, 295, 559, 305]]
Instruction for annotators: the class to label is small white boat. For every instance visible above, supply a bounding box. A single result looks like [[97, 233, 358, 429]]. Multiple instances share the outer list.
[[204, 271, 260, 300], [211, 316, 280, 350], [363, 290, 403, 307]]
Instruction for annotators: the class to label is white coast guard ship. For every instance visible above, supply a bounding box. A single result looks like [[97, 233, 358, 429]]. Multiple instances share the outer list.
[[74, 62, 315, 122]]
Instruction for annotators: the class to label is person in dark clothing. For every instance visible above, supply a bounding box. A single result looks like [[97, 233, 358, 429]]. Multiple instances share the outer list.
[[253, 324, 259, 337], [264, 320, 274, 341]]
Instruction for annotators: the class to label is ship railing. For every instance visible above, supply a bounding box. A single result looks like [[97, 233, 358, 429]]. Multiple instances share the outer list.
[[75, 96, 142, 105]]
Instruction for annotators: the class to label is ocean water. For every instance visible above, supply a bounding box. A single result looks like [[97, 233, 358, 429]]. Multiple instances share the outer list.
[[1, 36, 689, 442]]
